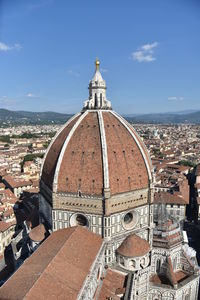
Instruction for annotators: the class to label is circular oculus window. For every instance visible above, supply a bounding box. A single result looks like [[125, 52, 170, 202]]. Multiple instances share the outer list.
[[70, 213, 89, 227], [122, 211, 138, 230]]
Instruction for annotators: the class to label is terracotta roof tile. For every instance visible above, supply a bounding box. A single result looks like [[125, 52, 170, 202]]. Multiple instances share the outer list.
[[103, 112, 149, 195], [0, 226, 103, 300], [3, 175, 32, 188], [166, 256, 177, 287], [98, 269, 127, 300], [57, 112, 104, 196], [117, 234, 150, 257], [154, 191, 188, 205], [41, 114, 80, 190], [0, 220, 16, 232], [29, 223, 46, 242]]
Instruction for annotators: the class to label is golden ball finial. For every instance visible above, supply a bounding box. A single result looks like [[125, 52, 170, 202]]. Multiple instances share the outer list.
[[95, 58, 100, 70]]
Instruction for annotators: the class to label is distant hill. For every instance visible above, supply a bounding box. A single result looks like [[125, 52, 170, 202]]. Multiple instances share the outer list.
[[125, 111, 200, 124], [0, 109, 73, 126], [0, 108, 200, 126]]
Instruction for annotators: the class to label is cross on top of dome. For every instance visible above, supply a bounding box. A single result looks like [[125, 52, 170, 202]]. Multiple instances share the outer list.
[[83, 59, 112, 110], [95, 58, 100, 69]]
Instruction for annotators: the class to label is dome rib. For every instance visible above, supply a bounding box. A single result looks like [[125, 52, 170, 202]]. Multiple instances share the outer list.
[[53, 111, 89, 192], [97, 111, 109, 191], [110, 111, 152, 181]]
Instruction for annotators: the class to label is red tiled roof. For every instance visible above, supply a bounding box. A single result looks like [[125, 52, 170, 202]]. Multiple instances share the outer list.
[[0, 183, 5, 189], [3, 175, 32, 188], [117, 234, 150, 257], [29, 223, 46, 242], [166, 256, 177, 287], [154, 191, 188, 205], [0, 226, 103, 300], [0, 220, 16, 232], [195, 164, 200, 176], [98, 269, 127, 300], [150, 274, 171, 286], [3, 207, 14, 218], [174, 270, 188, 283]]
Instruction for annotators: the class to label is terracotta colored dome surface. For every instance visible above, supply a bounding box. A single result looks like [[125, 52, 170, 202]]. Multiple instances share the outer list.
[[102, 111, 149, 195], [29, 223, 46, 242], [117, 234, 150, 257], [41, 110, 151, 196], [41, 114, 80, 190], [57, 111, 104, 195]]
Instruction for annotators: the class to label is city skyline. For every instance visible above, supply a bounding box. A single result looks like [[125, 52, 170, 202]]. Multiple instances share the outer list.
[[0, 0, 200, 114]]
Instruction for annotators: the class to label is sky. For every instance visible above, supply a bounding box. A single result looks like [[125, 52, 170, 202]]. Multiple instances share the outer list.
[[0, 0, 200, 114]]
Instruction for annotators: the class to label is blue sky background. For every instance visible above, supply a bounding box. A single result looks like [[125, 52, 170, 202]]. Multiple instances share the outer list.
[[0, 0, 200, 114]]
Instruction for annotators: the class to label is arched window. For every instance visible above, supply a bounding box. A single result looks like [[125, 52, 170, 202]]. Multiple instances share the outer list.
[[100, 93, 103, 107], [173, 256, 177, 270], [156, 259, 161, 273], [130, 260, 136, 269], [120, 256, 124, 266], [95, 93, 98, 107]]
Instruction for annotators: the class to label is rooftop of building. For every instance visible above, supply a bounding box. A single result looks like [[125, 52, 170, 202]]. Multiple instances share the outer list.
[[97, 268, 127, 300], [116, 234, 150, 258], [0, 226, 103, 300]]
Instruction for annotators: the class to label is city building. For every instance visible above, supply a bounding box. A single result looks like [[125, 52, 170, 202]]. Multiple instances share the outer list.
[[149, 205, 199, 299], [194, 164, 200, 218]]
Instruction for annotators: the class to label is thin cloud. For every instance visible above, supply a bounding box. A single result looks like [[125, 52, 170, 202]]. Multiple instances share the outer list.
[[141, 42, 158, 51], [131, 42, 158, 63], [168, 96, 184, 101], [0, 42, 22, 52], [26, 93, 40, 98]]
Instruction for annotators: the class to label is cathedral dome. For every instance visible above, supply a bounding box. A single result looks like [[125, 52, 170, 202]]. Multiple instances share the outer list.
[[116, 234, 150, 258], [40, 60, 152, 199]]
